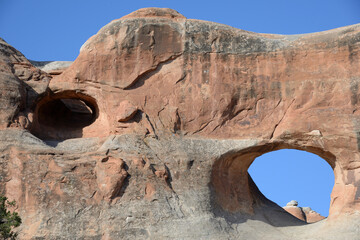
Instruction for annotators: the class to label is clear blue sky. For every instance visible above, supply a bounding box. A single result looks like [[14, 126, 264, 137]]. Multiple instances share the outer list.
[[1, 0, 358, 218]]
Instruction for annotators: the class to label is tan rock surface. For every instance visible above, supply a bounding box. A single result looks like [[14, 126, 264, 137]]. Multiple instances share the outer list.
[[302, 207, 326, 223], [283, 206, 306, 221], [116, 100, 138, 122], [95, 156, 128, 201], [0, 7, 360, 240]]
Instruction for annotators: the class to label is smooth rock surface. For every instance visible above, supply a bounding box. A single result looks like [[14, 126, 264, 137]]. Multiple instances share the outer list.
[[0, 7, 360, 240], [283, 206, 306, 222]]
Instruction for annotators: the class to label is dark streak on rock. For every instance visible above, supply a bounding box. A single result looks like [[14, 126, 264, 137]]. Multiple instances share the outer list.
[[350, 80, 359, 105], [356, 132, 360, 151]]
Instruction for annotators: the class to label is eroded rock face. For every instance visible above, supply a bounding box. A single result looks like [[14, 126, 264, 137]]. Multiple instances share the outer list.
[[116, 100, 138, 122], [1, 7, 360, 240], [0, 38, 50, 129], [95, 156, 128, 201]]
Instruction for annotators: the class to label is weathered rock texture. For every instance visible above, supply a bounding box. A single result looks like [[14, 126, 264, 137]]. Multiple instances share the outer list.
[[1, 7, 360, 240]]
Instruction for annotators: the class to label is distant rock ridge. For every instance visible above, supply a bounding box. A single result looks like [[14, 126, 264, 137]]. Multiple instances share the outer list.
[[29, 60, 73, 76], [283, 200, 326, 223]]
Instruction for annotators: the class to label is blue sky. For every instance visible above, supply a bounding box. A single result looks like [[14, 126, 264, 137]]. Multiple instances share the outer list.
[[1, 0, 359, 217], [249, 150, 334, 217]]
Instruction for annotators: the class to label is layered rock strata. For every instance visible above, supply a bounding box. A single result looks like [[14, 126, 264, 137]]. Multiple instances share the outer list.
[[1, 7, 360, 240]]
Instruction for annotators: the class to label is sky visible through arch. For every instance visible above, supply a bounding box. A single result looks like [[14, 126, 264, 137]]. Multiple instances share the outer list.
[[248, 149, 334, 217], [0, 0, 359, 217]]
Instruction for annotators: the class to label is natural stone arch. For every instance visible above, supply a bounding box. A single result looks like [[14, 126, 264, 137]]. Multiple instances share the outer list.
[[31, 90, 99, 140], [210, 139, 338, 222], [249, 149, 334, 223], [0, 7, 360, 240]]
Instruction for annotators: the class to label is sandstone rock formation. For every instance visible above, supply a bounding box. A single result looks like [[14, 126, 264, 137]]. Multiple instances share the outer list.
[[283, 200, 325, 223], [1, 7, 360, 240], [30, 60, 73, 76], [301, 207, 326, 223]]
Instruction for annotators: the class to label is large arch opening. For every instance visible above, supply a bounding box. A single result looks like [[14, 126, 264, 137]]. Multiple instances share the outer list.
[[248, 149, 334, 223], [31, 91, 99, 140], [210, 142, 336, 226]]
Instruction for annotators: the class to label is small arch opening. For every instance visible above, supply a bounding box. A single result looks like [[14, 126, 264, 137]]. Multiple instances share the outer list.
[[38, 98, 96, 128], [248, 149, 334, 223], [31, 91, 99, 140]]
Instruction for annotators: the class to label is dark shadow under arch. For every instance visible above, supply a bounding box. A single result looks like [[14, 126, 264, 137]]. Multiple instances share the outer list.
[[31, 91, 99, 140]]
